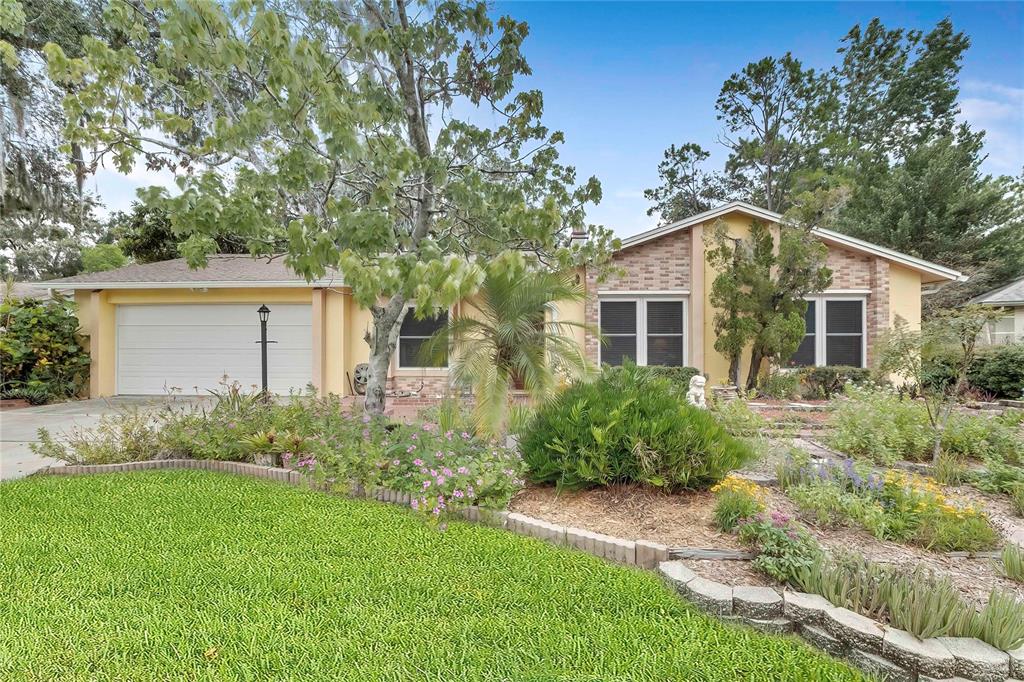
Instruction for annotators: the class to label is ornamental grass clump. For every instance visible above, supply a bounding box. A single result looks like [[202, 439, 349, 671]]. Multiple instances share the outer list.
[[1001, 543, 1024, 583], [711, 475, 766, 531]]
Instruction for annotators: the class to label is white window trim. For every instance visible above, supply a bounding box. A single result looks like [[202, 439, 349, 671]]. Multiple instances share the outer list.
[[598, 296, 688, 367], [395, 304, 451, 370], [800, 294, 867, 368]]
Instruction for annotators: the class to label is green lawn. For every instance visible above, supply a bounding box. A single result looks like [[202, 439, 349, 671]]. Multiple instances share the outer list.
[[0, 472, 862, 681]]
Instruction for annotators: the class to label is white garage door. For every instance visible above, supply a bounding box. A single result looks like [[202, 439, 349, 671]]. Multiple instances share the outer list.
[[116, 304, 313, 395]]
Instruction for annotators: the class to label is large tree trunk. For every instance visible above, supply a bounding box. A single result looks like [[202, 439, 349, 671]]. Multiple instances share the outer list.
[[728, 354, 740, 387], [745, 346, 764, 391], [363, 298, 408, 416]]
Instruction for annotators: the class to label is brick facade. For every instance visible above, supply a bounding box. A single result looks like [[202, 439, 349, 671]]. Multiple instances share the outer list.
[[826, 246, 873, 290], [584, 229, 691, 363], [867, 258, 890, 366]]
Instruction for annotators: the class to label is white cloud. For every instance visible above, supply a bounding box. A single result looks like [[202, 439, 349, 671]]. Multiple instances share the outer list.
[[964, 80, 1024, 104], [957, 80, 1024, 175], [959, 97, 1016, 124]]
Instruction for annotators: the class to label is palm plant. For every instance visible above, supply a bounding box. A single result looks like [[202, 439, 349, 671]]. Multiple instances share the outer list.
[[420, 268, 592, 436]]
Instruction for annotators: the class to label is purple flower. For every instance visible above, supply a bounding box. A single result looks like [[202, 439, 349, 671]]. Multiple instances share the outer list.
[[460, 432, 471, 439], [413, 458, 424, 466], [361, 414, 371, 424], [442, 467, 453, 477], [422, 480, 432, 489], [410, 432, 419, 440], [457, 466, 469, 475], [411, 499, 419, 510], [436, 475, 446, 485], [406, 445, 416, 453], [362, 429, 370, 439], [453, 489, 464, 498], [392, 459, 401, 466]]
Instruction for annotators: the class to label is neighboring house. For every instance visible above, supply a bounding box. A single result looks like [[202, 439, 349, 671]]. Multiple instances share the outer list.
[[1, 281, 53, 300], [45, 201, 964, 398], [970, 276, 1024, 345]]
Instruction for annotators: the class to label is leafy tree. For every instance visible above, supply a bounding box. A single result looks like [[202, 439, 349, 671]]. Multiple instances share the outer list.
[[1, 0, 104, 280], [878, 305, 1003, 463], [81, 242, 127, 272], [705, 211, 832, 390], [715, 54, 827, 212], [421, 263, 590, 436], [47, 0, 614, 414], [108, 202, 250, 264], [643, 143, 737, 224]]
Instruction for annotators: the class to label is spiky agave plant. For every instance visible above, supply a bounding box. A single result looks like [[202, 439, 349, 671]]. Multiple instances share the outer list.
[[419, 268, 592, 437]]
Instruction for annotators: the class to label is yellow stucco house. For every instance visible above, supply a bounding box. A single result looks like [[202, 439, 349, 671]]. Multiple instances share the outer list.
[[45, 201, 964, 400]]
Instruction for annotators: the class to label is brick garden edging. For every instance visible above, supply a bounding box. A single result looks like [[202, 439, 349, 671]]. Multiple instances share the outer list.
[[38, 460, 1024, 681]]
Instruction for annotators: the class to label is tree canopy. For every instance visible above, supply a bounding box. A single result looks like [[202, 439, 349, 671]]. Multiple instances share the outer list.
[[47, 0, 614, 411]]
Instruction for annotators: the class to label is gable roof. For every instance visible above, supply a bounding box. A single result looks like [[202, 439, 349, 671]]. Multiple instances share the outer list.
[[970, 276, 1024, 306], [620, 200, 966, 284], [44, 255, 342, 290]]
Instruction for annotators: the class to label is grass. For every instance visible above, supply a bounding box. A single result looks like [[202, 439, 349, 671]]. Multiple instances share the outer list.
[[0, 472, 862, 681]]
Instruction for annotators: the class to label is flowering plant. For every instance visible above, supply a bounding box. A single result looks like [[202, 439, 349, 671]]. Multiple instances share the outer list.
[[711, 474, 766, 531], [377, 421, 526, 517], [738, 511, 822, 585]]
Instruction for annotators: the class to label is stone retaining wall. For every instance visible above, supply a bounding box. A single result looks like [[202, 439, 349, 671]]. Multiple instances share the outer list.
[[38, 460, 1024, 681]]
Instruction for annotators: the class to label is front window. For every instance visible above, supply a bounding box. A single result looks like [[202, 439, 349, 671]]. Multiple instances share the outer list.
[[398, 308, 448, 368], [786, 297, 865, 368], [985, 315, 1016, 345], [599, 298, 686, 366]]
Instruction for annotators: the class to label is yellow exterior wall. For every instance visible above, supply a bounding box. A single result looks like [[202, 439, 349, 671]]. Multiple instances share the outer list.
[[889, 265, 922, 331]]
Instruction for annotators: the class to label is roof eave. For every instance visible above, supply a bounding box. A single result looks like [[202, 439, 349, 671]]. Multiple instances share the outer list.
[[45, 279, 343, 290]]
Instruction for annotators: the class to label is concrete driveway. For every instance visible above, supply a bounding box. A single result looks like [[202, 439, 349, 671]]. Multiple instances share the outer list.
[[0, 397, 210, 481]]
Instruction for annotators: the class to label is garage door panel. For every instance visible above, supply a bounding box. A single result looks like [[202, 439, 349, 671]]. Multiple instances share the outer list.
[[116, 304, 312, 395]]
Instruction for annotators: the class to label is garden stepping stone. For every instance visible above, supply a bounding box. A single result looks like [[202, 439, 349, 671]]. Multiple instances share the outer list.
[[732, 586, 782, 619], [881, 629, 955, 678], [935, 637, 1010, 682], [822, 606, 885, 653], [783, 590, 833, 625], [679, 577, 733, 616]]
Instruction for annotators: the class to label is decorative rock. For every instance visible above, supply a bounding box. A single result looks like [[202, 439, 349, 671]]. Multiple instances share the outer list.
[[799, 624, 849, 658], [784, 590, 833, 625], [848, 649, 915, 682], [732, 586, 782, 620], [822, 606, 885, 653], [658, 561, 698, 591], [882, 629, 955, 678], [744, 617, 795, 635], [635, 540, 669, 569], [1007, 646, 1024, 678], [680, 577, 733, 616], [935, 637, 1010, 682]]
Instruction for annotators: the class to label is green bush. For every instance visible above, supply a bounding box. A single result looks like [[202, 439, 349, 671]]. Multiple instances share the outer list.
[[737, 511, 823, 584], [520, 362, 755, 491], [828, 385, 1024, 464], [646, 365, 701, 391], [31, 410, 163, 464], [0, 296, 90, 403], [756, 371, 800, 400], [969, 344, 1024, 399], [798, 366, 873, 399]]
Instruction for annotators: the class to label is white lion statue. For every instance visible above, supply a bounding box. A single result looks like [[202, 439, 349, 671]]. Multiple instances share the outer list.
[[686, 374, 707, 409]]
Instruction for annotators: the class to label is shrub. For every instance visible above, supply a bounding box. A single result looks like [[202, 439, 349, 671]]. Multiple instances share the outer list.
[[738, 512, 822, 584], [31, 410, 163, 464], [969, 343, 1024, 399], [712, 399, 768, 439], [828, 385, 1024, 464], [377, 422, 525, 515], [756, 371, 800, 400], [798, 366, 873, 399], [1002, 543, 1024, 584], [521, 362, 754, 491], [0, 296, 90, 403], [646, 365, 701, 391], [711, 474, 765, 531]]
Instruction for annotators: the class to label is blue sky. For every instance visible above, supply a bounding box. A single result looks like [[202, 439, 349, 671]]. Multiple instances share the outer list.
[[91, 1, 1024, 240]]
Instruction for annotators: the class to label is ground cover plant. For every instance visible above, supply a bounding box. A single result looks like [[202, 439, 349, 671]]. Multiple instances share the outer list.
[[0, 471, 864, 681], [827, 385, 1023, 465], [520, 362, 755, 491], [777, 454, 999, 552]]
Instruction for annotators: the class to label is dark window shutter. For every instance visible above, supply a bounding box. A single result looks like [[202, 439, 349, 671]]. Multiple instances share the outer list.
[[399, 308, 448, 367], [825, 300, 863, 367], [646, 301, 684, 366], [789, 300, 816, 366], [600, 301, 637, 366]]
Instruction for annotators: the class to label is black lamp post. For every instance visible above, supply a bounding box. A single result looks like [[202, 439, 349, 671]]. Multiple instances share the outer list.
[[256, 305, 274, 399]]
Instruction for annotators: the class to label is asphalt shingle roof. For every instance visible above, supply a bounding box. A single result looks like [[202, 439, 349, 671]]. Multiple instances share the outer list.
[[971, 277, 1024, 306], [44, 255, 341, 288]]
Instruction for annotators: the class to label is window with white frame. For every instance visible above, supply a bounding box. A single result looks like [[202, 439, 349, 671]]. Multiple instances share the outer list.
[[599, 298, 686, 366], [397, 307, 448, 368], [985, 315, 1016, 345], [786, 296, 865, 368]]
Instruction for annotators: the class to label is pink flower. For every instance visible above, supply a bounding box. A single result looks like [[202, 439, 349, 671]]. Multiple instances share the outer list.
[[361, 414, 371, 424], [411, 499, 419, 510], [392, 459, 400, 466], [457, 466, 469, 475], [413, 458, 423, 466], [362, 429, 370, 438], [460, 432, 471, 439], [453, 490, 464, 498], [422, 480, 432, 489], [436, 476, 446, 485], [406, 445, 416, 453], [442, 468, 453, 477]]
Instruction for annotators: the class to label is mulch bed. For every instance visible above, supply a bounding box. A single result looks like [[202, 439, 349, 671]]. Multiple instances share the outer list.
[[510, 481, 1023, 605]]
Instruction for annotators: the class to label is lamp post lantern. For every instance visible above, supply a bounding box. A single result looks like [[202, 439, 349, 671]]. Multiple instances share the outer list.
[[256, 305, 274, 399]]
